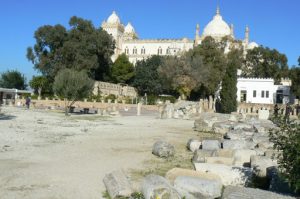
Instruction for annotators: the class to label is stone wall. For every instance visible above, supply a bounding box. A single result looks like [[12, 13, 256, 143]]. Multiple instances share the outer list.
[[15, 99, 158, 112], [238, 102, 299, 117], [93, 81, 137, 98]]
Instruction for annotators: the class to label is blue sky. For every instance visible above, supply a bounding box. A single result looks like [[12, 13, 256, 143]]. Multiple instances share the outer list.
[[0, 0, 299, 81]]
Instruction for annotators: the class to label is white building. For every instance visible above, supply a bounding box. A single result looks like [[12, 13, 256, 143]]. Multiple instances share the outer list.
[[101, 7, 258, 64], [0, 88, 32, 105], [237, 78, 291, 104]]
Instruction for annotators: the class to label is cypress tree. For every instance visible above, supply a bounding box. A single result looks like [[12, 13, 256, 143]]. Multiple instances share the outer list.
[[220, 49, 242, 113]]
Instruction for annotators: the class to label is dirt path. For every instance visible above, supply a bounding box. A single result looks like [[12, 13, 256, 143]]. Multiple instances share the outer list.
[[0, 106, 196, 199]]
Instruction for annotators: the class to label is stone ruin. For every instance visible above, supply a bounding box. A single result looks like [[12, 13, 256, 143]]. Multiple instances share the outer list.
[[103, 112, 298, 199], [158, 96, 215, 120]]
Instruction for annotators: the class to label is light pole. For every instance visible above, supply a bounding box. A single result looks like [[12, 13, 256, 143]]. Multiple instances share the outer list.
[[145, 93, 147, 105]]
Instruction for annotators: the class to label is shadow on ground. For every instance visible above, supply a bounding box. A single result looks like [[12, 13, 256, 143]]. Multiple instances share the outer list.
[[0, 114, 16, 120]]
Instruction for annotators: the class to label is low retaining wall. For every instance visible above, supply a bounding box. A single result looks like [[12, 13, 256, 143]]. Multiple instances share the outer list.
[[15, 99, 159, 112], [238, 103, 299, 117]]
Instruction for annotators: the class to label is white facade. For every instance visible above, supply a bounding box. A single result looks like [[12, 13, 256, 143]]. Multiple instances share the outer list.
[[237, 78, 291, 104], [101, 7, 258, 63], [0, 88, 32, 105]]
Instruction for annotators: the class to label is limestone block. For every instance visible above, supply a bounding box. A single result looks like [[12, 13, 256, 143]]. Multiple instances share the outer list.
[[252, 135, 272, 150], [205, 157, 234, 166], [187, 139, 201, 152], [165, 168, 221, 184], [222, 186, 295, 199], [213, 121, 233, 135], [192, 149, 216, 163], [202, 140, 220, 150], [194, 118, 214, 132], [214, 149, 234, 158], [152, 140, 175, 158], [194, 163, 253, 186], [194, 113, 231, 132], [225, 129, 254, 140], [142, 174, 181, 199], [174, 176, 222, 199], [222, 140, 247, 150], [233, 149, 257, 167], [258, 109, 270, 120], [103, 170, 133, 199], [250, 155, 277, 177], [232, 122, 255, 132]]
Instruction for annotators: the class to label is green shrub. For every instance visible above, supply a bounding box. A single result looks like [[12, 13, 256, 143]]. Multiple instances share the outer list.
[[269, 115, 300, 194]]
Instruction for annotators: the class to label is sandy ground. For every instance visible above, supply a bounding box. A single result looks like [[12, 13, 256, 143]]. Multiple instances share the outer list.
[[0, 106, 196, 199]]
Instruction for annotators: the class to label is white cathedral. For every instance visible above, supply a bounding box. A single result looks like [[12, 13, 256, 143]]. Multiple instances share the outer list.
[[101, 7, 259, 64]]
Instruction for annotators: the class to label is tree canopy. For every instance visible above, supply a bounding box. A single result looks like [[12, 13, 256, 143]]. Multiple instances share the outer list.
[[289, 57, 300, 99], [27, 16, 115, 82], [53, 68, 94, 115], [159, 50, 208, 99], [133, 55, 166, 95], [29, 76, 49, 97], [192, 37, 227, 96], [0, 70, 27, 90], [243, 46, 289, 82], [111, 54, 135, 84]]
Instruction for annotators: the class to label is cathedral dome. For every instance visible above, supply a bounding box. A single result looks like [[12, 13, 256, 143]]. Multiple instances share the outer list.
[[124, 22, 135, 33], [247, 42, 259, 50], [107, 11, 120, 24], [202, 7, 231, 39]]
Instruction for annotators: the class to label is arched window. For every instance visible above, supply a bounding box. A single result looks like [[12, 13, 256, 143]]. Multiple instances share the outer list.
[[141, 47, 145, 55], [133, 47, 137, 55], [125, 47, 129, 55], [158, 47, 162, 55], [166, 48, 170, 55]]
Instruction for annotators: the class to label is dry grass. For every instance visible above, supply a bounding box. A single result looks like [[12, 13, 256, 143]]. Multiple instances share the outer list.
[[129, 131, 223, 182]]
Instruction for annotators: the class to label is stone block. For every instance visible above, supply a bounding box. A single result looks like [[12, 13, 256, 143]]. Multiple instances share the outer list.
[[194, 163, 253, 186], [233, 149, 257, 167], [142, 174, 181, 199], [250, 155, 277, 177], [174, 176, 222, 199], [187, 139, 201, 152], [192, 149, 216, 163], [222, 140, 247, 150], [152, 140, 175, 158], [232, 122, 254, 131], [103, 170, 133, 199], [202, 140, 220, 150], [222, 186, 295, 199], [194, 118, 214, 132], [165, 168, 221, 184], [213, 121, 233, 135], [205, 157, 234, 166], [225, 129, 254, 140], [252, 135, 270, 145], [214, 149, 234, 158], [258, 109, 270, 120]]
